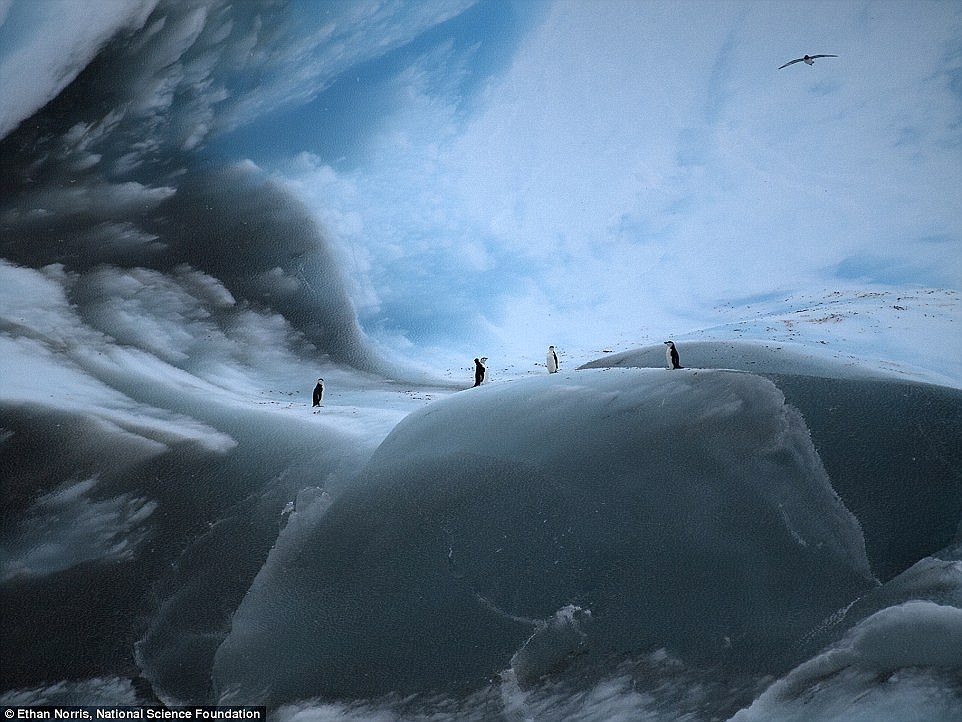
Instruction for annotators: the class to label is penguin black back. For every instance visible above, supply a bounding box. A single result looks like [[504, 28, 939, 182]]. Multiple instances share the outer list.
[[664, 341, 682, 370], [473, 357, 487, 387]]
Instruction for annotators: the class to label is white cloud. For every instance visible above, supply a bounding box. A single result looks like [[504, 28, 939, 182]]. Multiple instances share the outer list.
[[4, 0, 958, 369], [1, 181, 176, 224], [0, 0, 159, 139], [279, 0, 961, 363], [279, 154, 380, 315], [280, 2, 740, 355]]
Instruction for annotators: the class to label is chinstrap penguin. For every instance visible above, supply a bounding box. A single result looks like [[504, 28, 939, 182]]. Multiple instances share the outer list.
[[473, 357, 488, 387], [546, 345, 559, 373], [312, 378, 324, 407], [664, 341, 682, 370]]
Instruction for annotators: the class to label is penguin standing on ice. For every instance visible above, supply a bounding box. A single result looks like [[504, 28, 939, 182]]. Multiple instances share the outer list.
[[546, 345, 559, 373], [312, 378, 324, 407], [664, 341, 682, 370], [473, 357, 487, 387]]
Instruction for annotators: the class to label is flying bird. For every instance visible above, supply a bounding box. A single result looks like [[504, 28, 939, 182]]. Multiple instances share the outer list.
[[778, 54, 837, 70]]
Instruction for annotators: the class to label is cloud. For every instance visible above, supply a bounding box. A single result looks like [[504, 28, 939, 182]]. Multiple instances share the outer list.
[[0, 0, 159, 139], [276, 0, 961, 362], [279, 2, 740, 354], [1, 181, 176, 224], [1, 1, 484, 375], [833, 253, 954, 287], [2, 0, 959, 370]]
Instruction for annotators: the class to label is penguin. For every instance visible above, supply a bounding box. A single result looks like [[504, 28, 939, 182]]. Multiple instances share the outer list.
[[546, 345, 559, 373], [664, 341, 682, 370], [473, 357, 487, 387], [312, 378, 324, 407], [778, 53, 837, 69]]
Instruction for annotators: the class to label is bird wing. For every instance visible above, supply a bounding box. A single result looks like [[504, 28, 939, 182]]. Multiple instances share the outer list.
[[778, 57, 805, 69], [779, 54, 838, 69]]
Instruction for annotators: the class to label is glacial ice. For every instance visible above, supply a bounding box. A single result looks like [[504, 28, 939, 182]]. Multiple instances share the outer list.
[[211, 367, 877, 705]]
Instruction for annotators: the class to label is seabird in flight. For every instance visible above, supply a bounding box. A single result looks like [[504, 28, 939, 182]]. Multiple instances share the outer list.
[[778, 54, 837, 70]]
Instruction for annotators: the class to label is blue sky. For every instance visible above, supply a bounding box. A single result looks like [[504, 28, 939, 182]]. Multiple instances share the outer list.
[[1, 0, 960, 365], [268, 0, 962, 360]]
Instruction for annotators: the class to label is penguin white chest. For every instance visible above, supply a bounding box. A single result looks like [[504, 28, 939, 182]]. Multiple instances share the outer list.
[[546, 347, 558, 373]]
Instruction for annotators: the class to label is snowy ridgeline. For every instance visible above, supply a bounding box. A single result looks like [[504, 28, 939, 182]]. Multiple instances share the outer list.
[[204, 363, 962, 717]]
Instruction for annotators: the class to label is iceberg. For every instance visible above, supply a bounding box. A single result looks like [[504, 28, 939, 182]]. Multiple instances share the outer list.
[[212, 367, 876, 705], [732, 591, 962, 722], [581, 341, 962, 580]]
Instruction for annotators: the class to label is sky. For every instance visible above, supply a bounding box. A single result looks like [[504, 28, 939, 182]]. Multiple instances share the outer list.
[[1, 0, 960, 369]]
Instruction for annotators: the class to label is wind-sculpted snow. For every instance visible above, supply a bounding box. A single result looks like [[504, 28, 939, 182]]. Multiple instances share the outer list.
[[0, 390, 376, 696], [3, 0, 960, 715], [732, 603, 962, 721], [578, 337, 954, 383], [211, 368, 876, 705], [0, 477, 157, 583]]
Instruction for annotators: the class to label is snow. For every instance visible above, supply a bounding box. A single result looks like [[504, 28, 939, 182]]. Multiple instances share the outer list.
[[576, 288, 961, 388], [694, 288, 961, 387], [0, 477, 157, 583], [3, 259, 961, 719]]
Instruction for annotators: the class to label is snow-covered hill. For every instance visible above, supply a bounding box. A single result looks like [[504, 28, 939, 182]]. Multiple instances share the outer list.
[[685, 287, 960, 387]]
